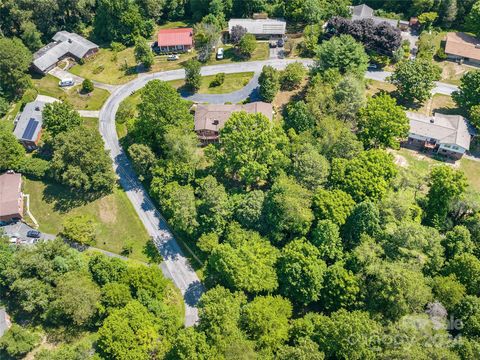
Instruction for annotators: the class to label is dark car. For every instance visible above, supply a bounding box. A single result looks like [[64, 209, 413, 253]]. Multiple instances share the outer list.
[[269, 40, 277, 48], [27, 230, 41, 238], [277, 38, 285, 47]]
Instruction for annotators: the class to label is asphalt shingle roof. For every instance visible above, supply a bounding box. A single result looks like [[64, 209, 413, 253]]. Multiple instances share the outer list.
[[33, 31, 98, 73]]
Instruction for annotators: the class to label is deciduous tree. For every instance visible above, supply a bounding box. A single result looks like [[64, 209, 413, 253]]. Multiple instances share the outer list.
[[259, 65, 280, 102], [42, 102, 82, 138], [389, 59, 441, 104], [0, 37, 32, 99], [357, 94, 409, 149]]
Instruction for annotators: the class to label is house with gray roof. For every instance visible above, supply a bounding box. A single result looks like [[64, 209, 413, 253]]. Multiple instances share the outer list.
[[13, 96, 57, 150], [32, 31, 99, 74], [228, 18, 286, 39], [405, 112, 473, 160], [350, 4, 399, 28]]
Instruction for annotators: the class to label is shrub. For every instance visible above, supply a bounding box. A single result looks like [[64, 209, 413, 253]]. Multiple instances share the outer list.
[[61, 215, 97, 245], [209, 72, 225, 87], [122, 241, 134, 256], [82, 79, 94, 93], [93, 65, 105, 74], [110, 41, 126, 52], [436, 46, 447, 60], [15, 157, 50, 179]]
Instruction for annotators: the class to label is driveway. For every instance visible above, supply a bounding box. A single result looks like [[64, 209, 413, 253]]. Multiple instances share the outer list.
[[401, 30, 419, 56], [48, 67, 119, 92], [1, 222, 55, 242]]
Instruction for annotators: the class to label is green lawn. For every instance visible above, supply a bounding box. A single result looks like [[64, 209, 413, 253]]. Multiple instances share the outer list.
[[171, 72, 254, 94], [33, 74, 109, 110], [23, 178, 153, 263], [69, 42, 269, 85], [393, 148, 480, 198], [70, 47, 138, 85]]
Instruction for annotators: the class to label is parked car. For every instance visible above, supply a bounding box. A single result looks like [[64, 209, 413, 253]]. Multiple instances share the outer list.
[[277, 38, 285, 47], [167, 54, 179, 61], [59, 78, 74, 87], [269, 41, 277, 48], [27, 230, 41, 238], [367, 63, 378, 70], [216, 47, 224, 60]]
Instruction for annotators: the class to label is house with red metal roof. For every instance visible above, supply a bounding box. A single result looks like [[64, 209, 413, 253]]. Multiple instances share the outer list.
[[156, 28, 194, 53]]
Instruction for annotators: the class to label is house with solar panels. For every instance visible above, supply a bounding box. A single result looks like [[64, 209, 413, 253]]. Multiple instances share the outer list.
[[13, 96, 56, 150]]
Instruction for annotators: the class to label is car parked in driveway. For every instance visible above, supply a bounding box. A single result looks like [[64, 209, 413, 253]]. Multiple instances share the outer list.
[[59, 78, 74, 87], [269, 40, 277, 48], [27, 230, 41, 238], [216, 47, 224, 60], [277, 38, 285, 47], [167, 54, 179, 61]]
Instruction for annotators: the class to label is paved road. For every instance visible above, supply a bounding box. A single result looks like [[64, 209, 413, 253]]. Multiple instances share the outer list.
[[96, 58, 460, 327]]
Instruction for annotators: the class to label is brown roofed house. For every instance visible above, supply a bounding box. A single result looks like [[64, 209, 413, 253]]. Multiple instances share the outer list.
[[194, 102, 273, 143], [0, 173, 23, 223], [445, 32, 480, 65]]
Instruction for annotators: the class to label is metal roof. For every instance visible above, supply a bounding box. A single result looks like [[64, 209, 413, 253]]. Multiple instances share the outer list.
[[157, 28, 193, 47], [33, 31, 98, 73], [228, 18, 286, 35]]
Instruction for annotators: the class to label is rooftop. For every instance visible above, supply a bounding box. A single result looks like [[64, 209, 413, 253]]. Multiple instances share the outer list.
[[445, 32, 480, 62], [157, 28, 193, 47], [0, 173, 22, 218], [228, 18, 286, 35], [350, 4, 399, 27], [407, 111, 473, 150], [195, 102, 273, 132], [13, 96, 57, 143], [33, 31, 98, 73]]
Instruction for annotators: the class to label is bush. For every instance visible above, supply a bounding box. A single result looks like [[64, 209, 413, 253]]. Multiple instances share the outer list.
[[122, 241, 134, 256], [15, 157, 50, 179], [93, 65, 105, 74], [61, 215, 97, 245], [0, 96, 9, 117], [209, 72, 225, 87], [238, 33, 257, 58], [110, 41, 126, 52], [82, 79, 94, 94], [436, 46, 447, 60]]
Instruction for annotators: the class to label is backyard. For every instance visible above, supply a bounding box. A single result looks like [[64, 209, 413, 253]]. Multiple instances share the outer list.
[[32, 74, 110, 110], [172, 72, 255, 94], [23, 178, 153, 263]]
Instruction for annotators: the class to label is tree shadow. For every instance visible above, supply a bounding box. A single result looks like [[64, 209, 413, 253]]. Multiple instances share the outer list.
[[42, 181, 103, 213], [143, 237, 163, 264]]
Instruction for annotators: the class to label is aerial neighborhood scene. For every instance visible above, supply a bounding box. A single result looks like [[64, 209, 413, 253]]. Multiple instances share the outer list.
[[3, 0, 480, 359]]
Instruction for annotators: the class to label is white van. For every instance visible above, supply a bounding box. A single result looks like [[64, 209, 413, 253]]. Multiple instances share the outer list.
[[59, 78, 74, 87], [216, 47, 224, 60]]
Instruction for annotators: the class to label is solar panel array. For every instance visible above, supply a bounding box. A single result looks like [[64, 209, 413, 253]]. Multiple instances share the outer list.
[[22, 118, 39, 141]]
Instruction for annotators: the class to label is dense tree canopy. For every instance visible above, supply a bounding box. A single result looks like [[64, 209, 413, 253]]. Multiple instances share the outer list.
[[207, 112, 288, 188], [42, 102, 82, 138], [0, 37, 32, 99], [51, 126, 116, 194]]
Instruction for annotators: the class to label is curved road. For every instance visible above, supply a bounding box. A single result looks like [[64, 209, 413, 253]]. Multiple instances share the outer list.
[[97, 59, 459, 326]]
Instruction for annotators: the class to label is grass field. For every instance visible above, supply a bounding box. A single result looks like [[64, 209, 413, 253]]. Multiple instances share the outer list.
[[33, 75, 109, 110], [23, 178, 153, 263], [366, 79, 396, 97], [416, 94, 459, 116]]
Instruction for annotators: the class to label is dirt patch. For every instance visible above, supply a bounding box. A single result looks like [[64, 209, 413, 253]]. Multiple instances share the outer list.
[[98, 195, 118, 224], [272, 78, 308, 114], [395, 154, 408, 167]]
